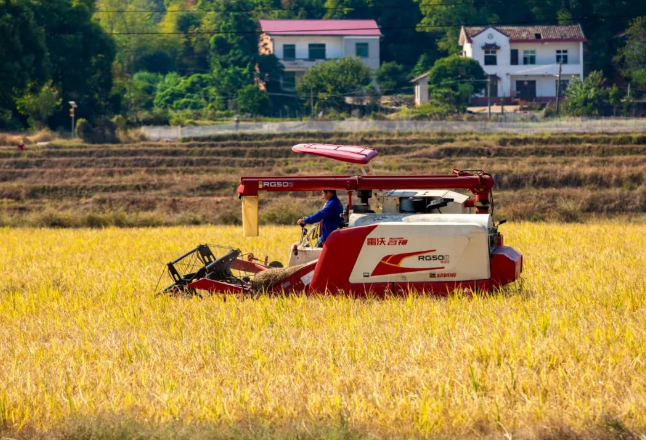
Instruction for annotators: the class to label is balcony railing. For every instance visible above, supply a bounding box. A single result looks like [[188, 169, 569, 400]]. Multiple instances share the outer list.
[[281, 57, 327, 62], [279, 58, 329, 70]]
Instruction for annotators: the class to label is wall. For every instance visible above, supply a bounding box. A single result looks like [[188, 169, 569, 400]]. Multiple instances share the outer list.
[[272, 36, 346, 60], [343, 37, 380, 70], [269, 35, 380, 71], [464, 27, 584, 98], [414, 77, 429, 106], [510, 74, 578, 97], [142, 119, 646, 141], [510, 42, 581, 65]]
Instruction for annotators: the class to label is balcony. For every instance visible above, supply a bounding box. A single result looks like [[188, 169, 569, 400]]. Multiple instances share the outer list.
[[279, 58, 328, 70], [483, 62, 582, 78]]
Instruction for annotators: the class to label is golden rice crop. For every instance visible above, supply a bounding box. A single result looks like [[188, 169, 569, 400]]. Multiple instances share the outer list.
[[0, 223, 645, 439]]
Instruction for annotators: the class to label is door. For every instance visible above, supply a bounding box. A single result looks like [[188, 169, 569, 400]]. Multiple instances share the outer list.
[[488, 79, 499, 98], [516, 80, 536, 100]]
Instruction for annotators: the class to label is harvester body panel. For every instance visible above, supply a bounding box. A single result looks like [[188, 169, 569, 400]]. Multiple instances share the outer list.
[[346, 222, 489, 284]]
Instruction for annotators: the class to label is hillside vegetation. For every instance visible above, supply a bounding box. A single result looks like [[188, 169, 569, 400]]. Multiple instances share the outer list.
[[1, 131, 646, 227], [1, 223, 645, 439]]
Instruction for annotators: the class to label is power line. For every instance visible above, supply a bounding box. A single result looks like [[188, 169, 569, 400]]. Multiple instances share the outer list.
[[93, 0, 492, 14], [97, 12, 646, 35]]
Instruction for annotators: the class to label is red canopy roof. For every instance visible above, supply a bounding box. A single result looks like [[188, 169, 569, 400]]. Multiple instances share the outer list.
[[259, 20, 382, 36], [292, 143, 378, 165]]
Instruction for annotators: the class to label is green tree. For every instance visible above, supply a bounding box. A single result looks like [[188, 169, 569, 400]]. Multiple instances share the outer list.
[[127, 71, 163, 112], [616, 17, 646, 87], [0, 0, 48, 127], [410, 53, 434, 78], [154, 72, 222, 110], [376, 62, 408, 94], [29, 0, 116, 124], [324, 0, 437, 68], [157, 5, 208, 75], [297, 57, 372, 111], [563, 71, 608, 116], [96, 0, 175, 74], [427, 55, 486, 105], [415, 0, 646, 79], [15, 82, 62, 129], [237, 85, 270, 116], [416, 0, 508, 54]]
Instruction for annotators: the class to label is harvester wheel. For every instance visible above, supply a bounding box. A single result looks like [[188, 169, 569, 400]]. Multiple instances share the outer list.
[[268, 261, 284, 268]]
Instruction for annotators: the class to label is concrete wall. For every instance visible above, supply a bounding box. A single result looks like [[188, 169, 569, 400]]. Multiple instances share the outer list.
[[510, 74, 577, 97], [343, 37, 380, 69], [142, 119, 646, 141], [414, 77, 429, 106], [269, 35, 380, 71], [273, 35, 346, 59]]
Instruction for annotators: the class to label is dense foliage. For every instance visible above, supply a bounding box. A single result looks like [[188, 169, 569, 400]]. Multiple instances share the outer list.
[[298, 57, 373, 112], [1, 0, 645, 129], [0, 0, 115, 129]]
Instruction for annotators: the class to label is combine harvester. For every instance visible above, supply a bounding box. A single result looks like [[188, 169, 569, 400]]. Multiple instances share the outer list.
[[161, 144, 522, 297]]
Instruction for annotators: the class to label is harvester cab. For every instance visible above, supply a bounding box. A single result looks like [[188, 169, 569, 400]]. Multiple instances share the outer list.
[[161, 143, 522, 297]]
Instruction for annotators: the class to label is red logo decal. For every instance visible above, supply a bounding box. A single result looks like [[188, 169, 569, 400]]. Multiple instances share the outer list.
[[371, 249, 445, 276], [367, 237, 408, 246]]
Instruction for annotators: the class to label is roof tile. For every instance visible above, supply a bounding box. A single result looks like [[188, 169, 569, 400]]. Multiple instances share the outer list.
[[259, 19, 382, 36], [463, 24, 586, 42]]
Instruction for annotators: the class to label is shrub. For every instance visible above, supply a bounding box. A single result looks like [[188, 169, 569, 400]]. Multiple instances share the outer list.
[[15, 81, 61, 129], [219, 209, 242, 225], [76, 118, 119, 144], [376, 62, 408, 94], [260, 198, 315, 225], [398, 101, 460, 120], [563, 71, 609, 116], [237, 85, 270, 116]]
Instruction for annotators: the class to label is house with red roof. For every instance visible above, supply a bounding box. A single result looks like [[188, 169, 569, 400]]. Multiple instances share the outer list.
[[258, 19, 382, 91], [412, 24, 586, 106]]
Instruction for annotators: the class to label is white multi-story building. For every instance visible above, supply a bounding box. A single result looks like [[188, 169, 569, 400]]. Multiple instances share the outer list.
[[258, 19, 381, 90], [412, 24, 586, 106]]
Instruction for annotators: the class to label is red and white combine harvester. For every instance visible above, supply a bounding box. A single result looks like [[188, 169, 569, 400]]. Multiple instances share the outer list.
[[162, 144, 522, 297]]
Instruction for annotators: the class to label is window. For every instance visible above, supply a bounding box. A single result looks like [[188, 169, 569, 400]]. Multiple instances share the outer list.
[[308, 43, 326, 60], [484, 50, 497, 65], [556, 49, 568, 64], [282, 71, 296, 90], [355, 42, 369, 58], [283, 44, 295, 60], [556, 79, 569, 96], [510, 49, 519, 65], [523, 50, 536, 65]]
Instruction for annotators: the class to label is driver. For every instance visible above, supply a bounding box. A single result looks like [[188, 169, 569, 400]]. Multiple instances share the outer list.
[[297, 189, 344, 247]]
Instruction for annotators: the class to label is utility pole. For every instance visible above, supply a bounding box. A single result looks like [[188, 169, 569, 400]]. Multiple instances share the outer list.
[[310, 86, 314, 119], [487, 76, 492, 120], [555, 59, 563, 116], [69, 101, 77, 139]]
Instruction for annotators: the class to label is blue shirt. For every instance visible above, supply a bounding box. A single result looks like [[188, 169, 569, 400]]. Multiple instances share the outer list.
[[304, 195, 344, 243]]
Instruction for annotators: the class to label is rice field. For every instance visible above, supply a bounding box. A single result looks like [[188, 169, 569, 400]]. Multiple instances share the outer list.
[[1, 223, 645, 439]]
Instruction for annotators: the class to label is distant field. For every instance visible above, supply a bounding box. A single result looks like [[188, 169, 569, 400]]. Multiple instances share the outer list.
[[1, 131, 646, 227], [1, 223, 645, 439]]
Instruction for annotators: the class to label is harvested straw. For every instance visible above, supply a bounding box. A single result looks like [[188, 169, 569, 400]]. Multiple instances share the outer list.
[[252, 264, 306, 291]]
